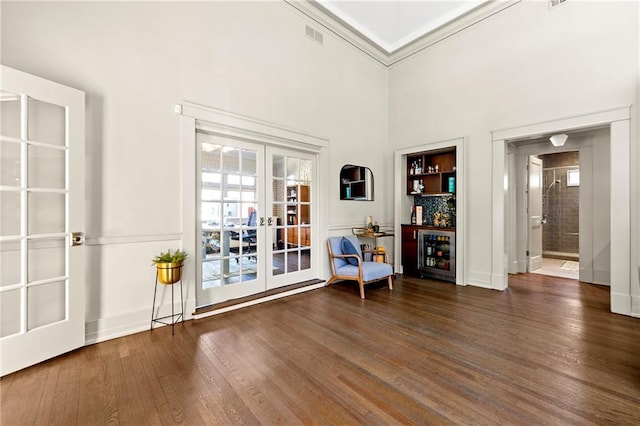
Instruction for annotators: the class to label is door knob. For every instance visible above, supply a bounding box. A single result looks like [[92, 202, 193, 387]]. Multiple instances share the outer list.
[[71, 232, 84, 246]]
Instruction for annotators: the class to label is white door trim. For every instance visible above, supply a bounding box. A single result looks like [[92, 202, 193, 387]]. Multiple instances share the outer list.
[[491, 106, 633, 316], [394, 137, 465, 286], [178, 102, 328, 317], [177, 102, 329, 150]]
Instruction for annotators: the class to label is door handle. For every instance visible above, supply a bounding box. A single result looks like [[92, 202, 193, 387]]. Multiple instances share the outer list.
[[71, 232, 84, 246], [267, 217, 273, 226], [541, 215, 548, 224], [260, 217, 265, 226]]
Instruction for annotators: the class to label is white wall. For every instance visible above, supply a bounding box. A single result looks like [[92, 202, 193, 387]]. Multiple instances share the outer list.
[[1, 1, 390, 341], [389, 0, 639, 297]]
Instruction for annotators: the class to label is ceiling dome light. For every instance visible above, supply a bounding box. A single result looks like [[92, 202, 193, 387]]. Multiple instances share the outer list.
[[550, 134, 568, 147]]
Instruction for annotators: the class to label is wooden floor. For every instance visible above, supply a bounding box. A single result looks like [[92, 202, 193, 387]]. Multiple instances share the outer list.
[[2, 274, 639, 425]]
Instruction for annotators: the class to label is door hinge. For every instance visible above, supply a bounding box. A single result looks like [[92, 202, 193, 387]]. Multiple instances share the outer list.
[[526, 250, 529, 256]]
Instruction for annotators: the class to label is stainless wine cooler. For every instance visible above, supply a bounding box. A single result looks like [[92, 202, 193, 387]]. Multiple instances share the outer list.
[[417, 229, 455, 282]]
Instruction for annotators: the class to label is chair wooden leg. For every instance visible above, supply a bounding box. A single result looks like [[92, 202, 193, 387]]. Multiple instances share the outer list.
[[387, 275, 393, 290], [358, 280, 365, 299], [326, 276, 337, 286]]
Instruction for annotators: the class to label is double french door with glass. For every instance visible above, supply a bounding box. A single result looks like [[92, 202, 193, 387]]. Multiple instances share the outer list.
[[196, 133, 315, 308]]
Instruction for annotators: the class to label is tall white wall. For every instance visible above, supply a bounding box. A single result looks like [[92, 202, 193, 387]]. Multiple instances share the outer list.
[[389, 0, 639, 297], [1, 1, 390, 341]]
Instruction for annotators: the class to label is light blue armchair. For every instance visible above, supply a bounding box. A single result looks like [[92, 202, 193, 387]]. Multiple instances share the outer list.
[[326, 235, 394, 299]]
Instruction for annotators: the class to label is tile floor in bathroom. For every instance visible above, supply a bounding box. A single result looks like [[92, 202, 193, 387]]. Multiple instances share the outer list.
[[530, 257, 579, 280]]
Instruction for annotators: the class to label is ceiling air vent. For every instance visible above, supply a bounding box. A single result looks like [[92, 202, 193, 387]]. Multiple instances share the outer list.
[[549, 0, 568, 9], [305, 24, 323, 46]]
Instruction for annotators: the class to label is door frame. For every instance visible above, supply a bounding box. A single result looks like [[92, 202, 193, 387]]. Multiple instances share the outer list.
[[491, 106, 633, 316], [393, 137, 466, 285], [177, 102, 329, 318]]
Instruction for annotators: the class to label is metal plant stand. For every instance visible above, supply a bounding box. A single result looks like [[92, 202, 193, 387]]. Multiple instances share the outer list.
[[150, 265, 184, 335]]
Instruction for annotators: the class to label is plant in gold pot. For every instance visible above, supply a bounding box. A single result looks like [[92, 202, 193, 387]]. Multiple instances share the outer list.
[[152, 249, 188, 284]]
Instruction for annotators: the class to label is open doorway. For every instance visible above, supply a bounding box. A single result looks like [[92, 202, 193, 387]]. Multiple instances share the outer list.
[[531, 151, 580, 280], [509, 127, 610, 285], [492, 106, 632, 316]]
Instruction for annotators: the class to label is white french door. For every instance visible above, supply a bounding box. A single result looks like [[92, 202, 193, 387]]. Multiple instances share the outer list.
[[0, 66, 85, 376], [196, 133, 266, 305], [265, 146, 315, 289], [195, 133, 316, 308]]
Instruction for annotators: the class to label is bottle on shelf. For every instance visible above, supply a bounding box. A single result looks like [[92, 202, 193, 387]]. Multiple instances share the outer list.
[[410, 206, 417, 225]]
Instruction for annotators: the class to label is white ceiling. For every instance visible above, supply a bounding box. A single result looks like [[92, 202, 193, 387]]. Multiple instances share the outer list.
[[316, 0, 488, 53]]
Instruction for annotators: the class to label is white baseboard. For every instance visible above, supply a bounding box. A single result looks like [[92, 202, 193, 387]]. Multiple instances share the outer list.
[[579, 267, 594, 283], [611, 291, 631, 316], [592, 268, 610, 286], [466, 270, 493, 289], [85, 298, 194, 345], [631, 294, 640, 318], [85, 285, 327, 344]]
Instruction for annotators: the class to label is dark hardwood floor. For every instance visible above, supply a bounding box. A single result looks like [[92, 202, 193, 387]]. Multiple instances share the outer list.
[[2, 274, 639, 425]]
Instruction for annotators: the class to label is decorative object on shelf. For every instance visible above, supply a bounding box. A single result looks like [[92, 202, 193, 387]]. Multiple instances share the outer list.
[[340, 164, 374, 201], [416, 205, 423, 225], [406, 147, 456, 195], [373, 246, 386, 263]]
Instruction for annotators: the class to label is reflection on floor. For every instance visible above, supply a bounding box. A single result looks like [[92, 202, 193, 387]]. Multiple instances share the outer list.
[[530, 257, 579, 280]]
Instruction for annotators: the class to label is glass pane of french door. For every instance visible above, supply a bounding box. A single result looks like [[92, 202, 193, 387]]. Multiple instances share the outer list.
[[267, 148, 315, 289], [196, 133, 264, 307], [0, 95, 68, 338]]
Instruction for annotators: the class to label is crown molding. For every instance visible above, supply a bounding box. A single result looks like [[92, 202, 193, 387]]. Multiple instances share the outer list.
[[284, 0, 521, 67], [284, 0, 390, 66]]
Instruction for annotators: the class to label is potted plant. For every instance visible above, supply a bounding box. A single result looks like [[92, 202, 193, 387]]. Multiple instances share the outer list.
[[152, 249, 188, 284]]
